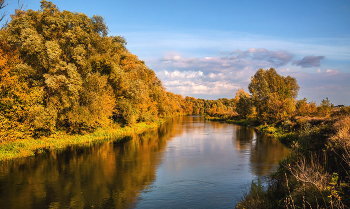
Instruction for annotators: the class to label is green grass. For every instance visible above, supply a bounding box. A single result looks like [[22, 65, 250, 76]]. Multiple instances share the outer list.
[[0, 120, 165, 161]]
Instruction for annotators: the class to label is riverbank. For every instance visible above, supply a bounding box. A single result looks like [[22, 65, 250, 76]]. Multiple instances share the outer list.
[[0, 120, 165, 161], [205, 116, 296, 146], [206, 115, 350, 208]]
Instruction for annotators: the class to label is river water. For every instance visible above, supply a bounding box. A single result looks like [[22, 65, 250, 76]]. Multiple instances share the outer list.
[[0, 116, 290, 209]]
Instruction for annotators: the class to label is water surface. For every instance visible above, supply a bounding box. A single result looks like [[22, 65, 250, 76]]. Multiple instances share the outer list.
[[0, 116, 289, 208]]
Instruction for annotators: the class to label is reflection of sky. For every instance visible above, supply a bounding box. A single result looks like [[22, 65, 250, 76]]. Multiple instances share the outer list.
[[136, 116, 290, 208]]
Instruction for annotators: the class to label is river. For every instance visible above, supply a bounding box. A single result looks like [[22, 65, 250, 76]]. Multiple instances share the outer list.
[[0, 116, 290, 208]]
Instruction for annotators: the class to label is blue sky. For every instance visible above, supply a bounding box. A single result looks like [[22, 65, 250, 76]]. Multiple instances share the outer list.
[[4, 0, 350, 105]]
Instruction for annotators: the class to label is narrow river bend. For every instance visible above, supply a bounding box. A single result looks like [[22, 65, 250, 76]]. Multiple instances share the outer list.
[[0, 116, 290, 208]]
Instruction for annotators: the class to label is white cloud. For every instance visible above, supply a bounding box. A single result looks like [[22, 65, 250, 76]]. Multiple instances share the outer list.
[[152, 49, 294, 98], [174, 81, 240, 95], [326, 69, 339, 75], [145, 46, 350, 104], [156, 68, 250, 98], [149, 49, 293, 78], [279, 68, 290, 72], [159, 70, 204, 79]]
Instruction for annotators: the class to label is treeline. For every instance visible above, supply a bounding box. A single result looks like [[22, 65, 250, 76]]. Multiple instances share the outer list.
[[0, 1, 201, 141], [2, 1, 347, 143], [189, 68, 349, 123]]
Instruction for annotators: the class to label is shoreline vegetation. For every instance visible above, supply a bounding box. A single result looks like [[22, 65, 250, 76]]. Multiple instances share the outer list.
[[206, 114, 350, 208], [0, 1, 198, 161], [0, 119, 165, 161], [1, 1, 349, 208]]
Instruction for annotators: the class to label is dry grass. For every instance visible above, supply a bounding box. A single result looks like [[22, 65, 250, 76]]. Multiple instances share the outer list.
[[294, 116, 331, 124], [331, 116, 350, 172], [286, 154, 331, 191]]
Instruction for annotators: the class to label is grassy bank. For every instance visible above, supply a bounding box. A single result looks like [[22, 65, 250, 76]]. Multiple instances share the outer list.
[[241, 117, 349, 208], [206, 115, 350, 208], [0, 120, 165, 161], [205, 116, 291, 144]]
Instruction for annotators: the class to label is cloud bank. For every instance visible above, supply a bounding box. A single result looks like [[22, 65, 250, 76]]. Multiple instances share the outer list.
[[150, 48, 294, 98], [151, 48, 293, 74], [122, 30, 350, 104], [145, 48, 349, 104]]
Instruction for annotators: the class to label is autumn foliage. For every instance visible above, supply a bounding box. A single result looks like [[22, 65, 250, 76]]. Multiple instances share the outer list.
[[0, 1, 195, 140], [0, 1, 347, 142]]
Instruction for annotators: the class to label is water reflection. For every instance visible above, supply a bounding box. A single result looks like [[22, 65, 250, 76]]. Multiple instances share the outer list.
[[234, 126, 255, 151], [0, 117, 185, 209], [234, 126, 290, 176], [0, 116, 289, 208]]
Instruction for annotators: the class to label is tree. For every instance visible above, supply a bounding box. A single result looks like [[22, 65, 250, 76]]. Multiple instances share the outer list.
[[236, 93, 253, 118], [318, 97, 332, 116], [1, 0, 205, 138], [233, 88, 250, 110], [296, 98, 317, 116], [3, 0, 155, 132], [248, 68, 299, 123], [0, 39, 43, 140]]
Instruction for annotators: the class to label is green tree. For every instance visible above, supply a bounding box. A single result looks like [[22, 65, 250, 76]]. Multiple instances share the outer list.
[[248, 68, 299, 123]]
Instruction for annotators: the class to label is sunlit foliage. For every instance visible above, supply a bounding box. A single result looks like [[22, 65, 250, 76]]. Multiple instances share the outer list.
[[0, 0, 191, 139], [248, 68, 299, 123]]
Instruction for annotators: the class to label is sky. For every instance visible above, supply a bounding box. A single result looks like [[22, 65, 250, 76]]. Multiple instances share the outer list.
[[4, 0, 350, 105]]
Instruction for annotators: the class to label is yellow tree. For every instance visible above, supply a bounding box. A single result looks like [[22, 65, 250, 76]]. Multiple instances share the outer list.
[[3, 1, 133, 131], [248, 68, 299, 123], [0, 39, 43, 140]]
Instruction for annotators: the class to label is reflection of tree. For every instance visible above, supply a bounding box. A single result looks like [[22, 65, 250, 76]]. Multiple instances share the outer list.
[[0, 116, 187, 208], [234, 126, 255, 151], [0, 117, 289, 207], [249, 133, 290, 177], [233, 125, 290, 177]]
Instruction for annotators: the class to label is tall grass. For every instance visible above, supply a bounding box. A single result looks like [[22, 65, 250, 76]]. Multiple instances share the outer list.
[[236, 116, 350, 208]]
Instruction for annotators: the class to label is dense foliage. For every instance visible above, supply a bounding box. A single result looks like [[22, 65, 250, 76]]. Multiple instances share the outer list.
[[248, 68, 299, 123], [0, 1, 198, 140]]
